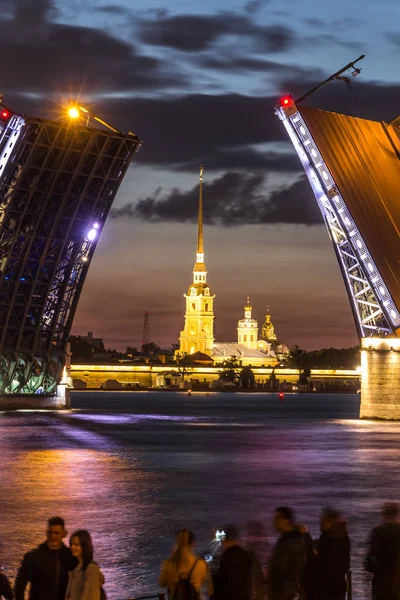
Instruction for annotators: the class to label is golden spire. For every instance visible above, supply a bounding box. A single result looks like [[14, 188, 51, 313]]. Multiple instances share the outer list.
[[193, 165, 207, 282], [197, 165, 204, 255]]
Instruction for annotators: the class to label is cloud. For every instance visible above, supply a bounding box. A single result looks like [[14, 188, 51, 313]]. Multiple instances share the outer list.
[[197, 51, 326, 81], [14, 0, 57, 24], [110, 173, 322, 226], [138, 12, 296, 53], [244, 0, 265, 14], [172, 148, 300, 173], [387, 33, 400, 48], [94, 77, 400, 173], [0, 1, 186, 97]]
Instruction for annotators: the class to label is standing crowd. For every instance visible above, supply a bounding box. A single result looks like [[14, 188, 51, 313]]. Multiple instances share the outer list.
[[158, 503, 400, 600], [1, 505, 400, 600]]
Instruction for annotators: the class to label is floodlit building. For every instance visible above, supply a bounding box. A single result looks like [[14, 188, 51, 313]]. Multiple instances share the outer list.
[[178, 168, 288, 367]]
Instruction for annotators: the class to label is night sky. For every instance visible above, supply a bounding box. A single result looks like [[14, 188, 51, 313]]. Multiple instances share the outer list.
[[4, 0, 400, 351]]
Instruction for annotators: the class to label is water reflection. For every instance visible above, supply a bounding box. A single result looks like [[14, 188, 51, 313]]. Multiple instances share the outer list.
[[1, 393, 400, 600]]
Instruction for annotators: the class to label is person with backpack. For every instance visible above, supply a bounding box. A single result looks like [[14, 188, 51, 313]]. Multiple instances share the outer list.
[[159, 529, 213, 600], [65, 530, 104, 600]]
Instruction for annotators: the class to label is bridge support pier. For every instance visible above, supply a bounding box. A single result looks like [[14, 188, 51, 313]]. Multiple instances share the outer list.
[[0, 385, 70, 411], [360, 338, 400, 420]]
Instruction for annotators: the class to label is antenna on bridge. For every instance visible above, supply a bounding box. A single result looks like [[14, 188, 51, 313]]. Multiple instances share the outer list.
[[295, 54, 365, 104], [142, 311, 150, 346]]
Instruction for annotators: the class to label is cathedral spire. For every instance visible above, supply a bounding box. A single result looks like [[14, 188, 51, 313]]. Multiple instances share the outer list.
[[193, 165, 206, 283], [197, 165, 204, 256]]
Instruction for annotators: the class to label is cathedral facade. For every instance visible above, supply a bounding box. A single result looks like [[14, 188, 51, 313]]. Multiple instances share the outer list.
[[178, 168, 288, 367]]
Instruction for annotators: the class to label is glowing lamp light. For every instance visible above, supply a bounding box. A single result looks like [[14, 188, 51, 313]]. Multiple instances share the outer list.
[[280, 95, 293, 108], [93, 222, 100, 229], [87, 228, 97, 241], [1, 110, 9, 119], [279, 392, 285, 400], [67, 107, 80, 119]]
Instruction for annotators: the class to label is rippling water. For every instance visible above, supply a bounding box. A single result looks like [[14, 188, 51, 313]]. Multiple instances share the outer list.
[[1, 391, 400, 599]]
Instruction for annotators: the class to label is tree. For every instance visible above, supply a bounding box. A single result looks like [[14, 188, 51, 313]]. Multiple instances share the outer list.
[[219, 356, 242, 385], [287, 345, 311, 386], [240, 366, 255, 388], [69, 335, 95, 361], [141, 342, 161, 357], [174, 352, 193, 384], [287, 345, 309, 370], [126, 346, 139, 356], [171, 343, 180, 353]]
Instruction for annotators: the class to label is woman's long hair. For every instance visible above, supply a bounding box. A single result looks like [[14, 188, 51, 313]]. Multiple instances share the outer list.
[[70, 530, 94, 570], [170, 529, 195, 568]]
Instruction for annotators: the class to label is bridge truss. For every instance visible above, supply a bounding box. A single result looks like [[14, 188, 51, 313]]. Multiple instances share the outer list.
[[275, 99, 400, 338], [0, 107, 141, 394]]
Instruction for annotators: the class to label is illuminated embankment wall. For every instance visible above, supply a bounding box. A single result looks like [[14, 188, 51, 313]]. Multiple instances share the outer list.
[[70, 364, 359, 390], [360, 338, 400, 419]]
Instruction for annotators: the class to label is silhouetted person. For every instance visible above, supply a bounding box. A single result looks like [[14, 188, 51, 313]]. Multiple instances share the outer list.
[[0, 572, 12, 600], [266, 507, 305, 600], [317, 508, 350, 600], [245, 521, 271, 575], [213, 525, 253, 600], [245, 521, 269, 600], [365, 502, 400, 600], [15, 516, 77, 600], [294, 524, 318, 600]]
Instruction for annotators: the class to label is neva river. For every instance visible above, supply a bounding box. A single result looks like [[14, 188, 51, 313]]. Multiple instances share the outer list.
[[1, 391, 400, 599]]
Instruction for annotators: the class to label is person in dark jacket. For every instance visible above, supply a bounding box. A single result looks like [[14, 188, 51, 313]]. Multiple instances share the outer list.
[[15, 516, 77, 600], [266, 507, 306, 600], [294, 524, 318, 600], [0, 572, 13, 600], [364, 502, 400, 600], [244, 521, 269, 600], [213, 525, 253, 600], [317, 508, 350, 600]]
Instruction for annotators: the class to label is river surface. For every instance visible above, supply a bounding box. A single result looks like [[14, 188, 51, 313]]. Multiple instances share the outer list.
[[1, 391, 399, 599]]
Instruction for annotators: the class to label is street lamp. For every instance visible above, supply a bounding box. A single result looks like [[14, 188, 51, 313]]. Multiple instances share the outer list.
[[67, 106, 80, 119]]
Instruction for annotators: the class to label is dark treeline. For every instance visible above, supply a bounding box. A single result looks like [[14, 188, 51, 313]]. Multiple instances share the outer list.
[[287, 345, 360, 370]]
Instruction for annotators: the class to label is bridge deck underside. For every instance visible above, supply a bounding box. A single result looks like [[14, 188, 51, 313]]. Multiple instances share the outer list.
[[299, 106, 400, 313]]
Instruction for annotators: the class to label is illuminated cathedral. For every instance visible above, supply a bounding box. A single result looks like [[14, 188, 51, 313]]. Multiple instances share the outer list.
[[178, 168, 288, 367]]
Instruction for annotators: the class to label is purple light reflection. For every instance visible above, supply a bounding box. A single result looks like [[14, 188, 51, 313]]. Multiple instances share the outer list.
[[69, 413, 200, 425]]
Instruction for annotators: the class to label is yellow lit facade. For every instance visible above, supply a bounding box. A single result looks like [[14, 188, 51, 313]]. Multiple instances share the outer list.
[[178, 167, 288, 366], [179, 166, 215, 355], [237, 297, 259, 349], [70, 363, 359, 390]]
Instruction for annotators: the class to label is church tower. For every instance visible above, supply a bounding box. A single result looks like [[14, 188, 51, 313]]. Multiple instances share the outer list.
[[237, 297, 258, 349], [261, 307, 277, 340], [179, 166, 215, 355]]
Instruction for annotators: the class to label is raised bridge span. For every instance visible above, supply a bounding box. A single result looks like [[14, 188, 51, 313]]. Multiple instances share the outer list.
[[276, 97, 400, 419]]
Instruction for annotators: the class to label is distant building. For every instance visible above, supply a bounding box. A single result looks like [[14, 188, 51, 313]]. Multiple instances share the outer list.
[[178, 168, 289, 367], [80, 331, 104, 350]]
